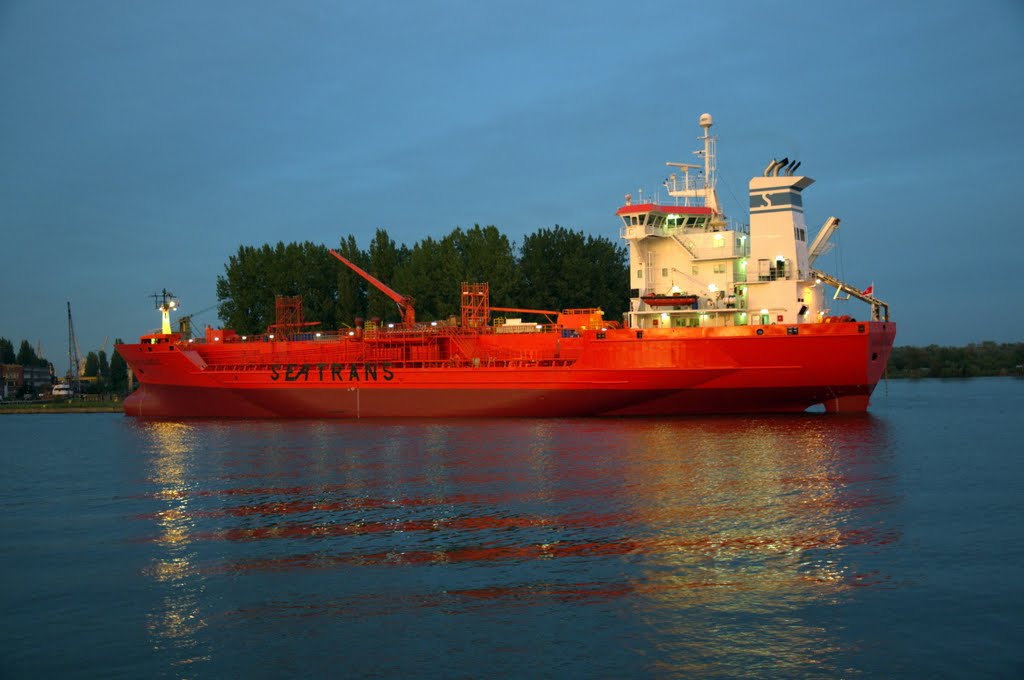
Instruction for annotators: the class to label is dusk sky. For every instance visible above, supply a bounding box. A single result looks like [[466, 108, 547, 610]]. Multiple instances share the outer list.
[[2, 0, 1022, 376]]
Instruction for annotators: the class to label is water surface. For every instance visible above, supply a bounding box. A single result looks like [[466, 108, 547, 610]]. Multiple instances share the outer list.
[[2, 378, 1022, 677]]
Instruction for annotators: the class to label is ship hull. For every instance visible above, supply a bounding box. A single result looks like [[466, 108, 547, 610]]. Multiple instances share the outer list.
[[118, 321, 895, 418]]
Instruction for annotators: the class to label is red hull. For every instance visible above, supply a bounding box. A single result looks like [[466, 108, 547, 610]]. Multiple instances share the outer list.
[[118, 321, 896, 418]]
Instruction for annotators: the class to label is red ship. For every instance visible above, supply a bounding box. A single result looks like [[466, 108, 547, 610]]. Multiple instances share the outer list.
[[117, 115, 895, 418]]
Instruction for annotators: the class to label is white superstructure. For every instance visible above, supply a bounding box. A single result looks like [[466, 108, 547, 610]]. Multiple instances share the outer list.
[[620, 114, 887, 330]]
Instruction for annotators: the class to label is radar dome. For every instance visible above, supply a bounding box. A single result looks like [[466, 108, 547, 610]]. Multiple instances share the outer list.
[[699, 113, 713, 128]]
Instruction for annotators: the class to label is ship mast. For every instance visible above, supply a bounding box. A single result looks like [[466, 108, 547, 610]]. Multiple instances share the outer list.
[[151, 289, 178, 335], [664, 113, 720, 214]]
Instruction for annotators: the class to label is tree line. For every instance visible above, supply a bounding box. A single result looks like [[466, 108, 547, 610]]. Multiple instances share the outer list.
[[0, 338, 51, 369], [214, 225, 630, 334], [80, 343, 131, 394], [886, 342, 1024, 378], [0, 336, 129, 397]]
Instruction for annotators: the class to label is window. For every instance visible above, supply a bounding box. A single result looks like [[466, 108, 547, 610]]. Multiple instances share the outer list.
[[713, 264, 726, 273], [637, 269, 643, 279], [661, 268, 668, 277], [692, 266, 699, 276]]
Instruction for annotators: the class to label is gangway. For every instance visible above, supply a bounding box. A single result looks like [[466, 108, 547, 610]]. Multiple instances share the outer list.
[[811, 269, 889, 322]]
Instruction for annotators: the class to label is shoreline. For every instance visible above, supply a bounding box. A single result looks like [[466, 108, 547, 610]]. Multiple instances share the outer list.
[[0, 404, 123, 415]]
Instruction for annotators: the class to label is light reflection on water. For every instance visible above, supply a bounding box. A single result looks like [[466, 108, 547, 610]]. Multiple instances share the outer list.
[[139, 421, 208, 668], [132, 414, 896, 677]]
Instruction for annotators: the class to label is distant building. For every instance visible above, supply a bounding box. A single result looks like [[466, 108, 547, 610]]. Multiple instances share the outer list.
[[1, 364, 53, 398]]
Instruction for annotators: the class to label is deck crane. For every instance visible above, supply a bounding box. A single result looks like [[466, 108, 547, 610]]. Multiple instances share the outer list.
[[808, 216, 840, 266], [329, 249, 416, 325], [177, 303, 220, 339]]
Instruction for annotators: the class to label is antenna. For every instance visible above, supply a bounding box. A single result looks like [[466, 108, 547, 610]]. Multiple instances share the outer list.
[[151, 289, 179, 334], [697, 113, 718, 212]]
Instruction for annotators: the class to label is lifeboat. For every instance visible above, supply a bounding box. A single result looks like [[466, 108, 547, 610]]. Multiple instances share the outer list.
[[641, 293, 699, 308]]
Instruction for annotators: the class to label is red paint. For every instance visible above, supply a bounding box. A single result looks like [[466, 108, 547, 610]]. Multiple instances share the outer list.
[[117, 320, 896, 417]]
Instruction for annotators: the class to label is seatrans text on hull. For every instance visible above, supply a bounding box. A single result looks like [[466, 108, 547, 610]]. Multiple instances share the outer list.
[[117, 115, 895, 418]]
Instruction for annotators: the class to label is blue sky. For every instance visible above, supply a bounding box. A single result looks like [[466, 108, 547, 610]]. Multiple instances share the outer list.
[[2, 0, 1022, 374]]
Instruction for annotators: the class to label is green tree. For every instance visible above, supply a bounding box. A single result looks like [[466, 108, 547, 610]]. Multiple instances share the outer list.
[[0, 337, 14, 364], [110, 339, 129, 393], [98, 350, 109, 379], [450, 225, 520, 308], [366, 228, 406, 323], [84, 351, 99, 378], [217, 244, 272, 334], [517, 226, 628, 320], [334, 234, 368, 326], [217, 241, 338, 334], [399, 234, 461, 321], [15, 340, 39, 366]]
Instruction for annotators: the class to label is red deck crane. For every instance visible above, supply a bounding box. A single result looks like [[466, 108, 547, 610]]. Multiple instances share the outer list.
[[329, 249, 416, 325]]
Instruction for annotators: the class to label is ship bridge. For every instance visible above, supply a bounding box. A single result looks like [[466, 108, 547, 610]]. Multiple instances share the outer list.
[[618, 203, 718, 241]]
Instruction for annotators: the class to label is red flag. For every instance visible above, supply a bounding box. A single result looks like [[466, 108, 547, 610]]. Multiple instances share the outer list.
[[861, 284, 874, 296]]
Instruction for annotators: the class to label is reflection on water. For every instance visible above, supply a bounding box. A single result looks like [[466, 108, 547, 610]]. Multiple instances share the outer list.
[[606, 417, 896, 676], [131, 414, 896, 676], [138, 421, 209, 669]]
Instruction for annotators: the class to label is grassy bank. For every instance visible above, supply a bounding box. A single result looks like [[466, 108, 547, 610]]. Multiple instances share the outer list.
[[0, 400, 123, 414]]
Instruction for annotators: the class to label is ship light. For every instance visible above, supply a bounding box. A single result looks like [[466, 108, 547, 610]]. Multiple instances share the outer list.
[[660, 313, 670, 322], [708, 283, 718, 293], [241, 335, 247, 340], [269, 334, 275, 339], [315, 332, 322, 338], [388, 323, 395, 329], [348, 331, 355, 336], [431, 321, 437, 327], [188, 338, 194, 343], [670, 285, 681, 294], [760, 308, 769, 315], [536, 324, 543, 330]]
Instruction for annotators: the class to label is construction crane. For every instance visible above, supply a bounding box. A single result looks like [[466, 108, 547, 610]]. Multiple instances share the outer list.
[[329, 249, 416, 325], [66, 301, 82, 393]]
